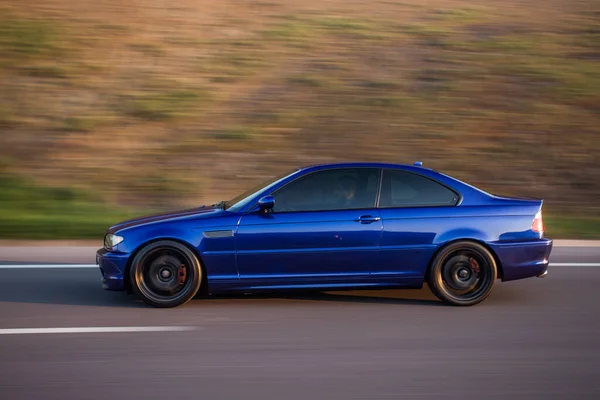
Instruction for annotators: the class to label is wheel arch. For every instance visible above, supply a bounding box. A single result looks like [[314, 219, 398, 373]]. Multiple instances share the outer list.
[[123, 237, 208, 296], [425, 238, 504, 281]]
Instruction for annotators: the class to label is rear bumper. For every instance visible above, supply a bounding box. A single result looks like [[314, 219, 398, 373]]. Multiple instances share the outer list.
[[490, 238, 553, 282], [96, 248, 129, 291]]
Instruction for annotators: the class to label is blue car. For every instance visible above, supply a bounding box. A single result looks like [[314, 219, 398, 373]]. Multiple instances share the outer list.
[[97, 162, 552, 308]]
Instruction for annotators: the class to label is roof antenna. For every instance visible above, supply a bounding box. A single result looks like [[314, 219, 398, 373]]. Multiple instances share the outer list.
[[413, 161, 423, 167]]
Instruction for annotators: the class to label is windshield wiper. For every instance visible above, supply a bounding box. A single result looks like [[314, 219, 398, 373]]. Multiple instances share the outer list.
[[213, 200, 228, 210]]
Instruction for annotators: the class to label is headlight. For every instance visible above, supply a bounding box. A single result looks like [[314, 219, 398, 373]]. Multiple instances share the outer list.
[[104, 233, 124, 250]]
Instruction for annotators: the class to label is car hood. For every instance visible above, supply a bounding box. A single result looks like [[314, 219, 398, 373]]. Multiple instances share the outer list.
[[108, 205, 222, 233]]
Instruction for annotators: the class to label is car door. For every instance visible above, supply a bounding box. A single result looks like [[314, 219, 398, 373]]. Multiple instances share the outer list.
[[378, 168, 461, 279], [236, 167, 383, 286]]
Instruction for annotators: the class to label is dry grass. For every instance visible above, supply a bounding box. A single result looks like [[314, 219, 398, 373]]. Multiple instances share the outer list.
[[0, 0, 599, 230]]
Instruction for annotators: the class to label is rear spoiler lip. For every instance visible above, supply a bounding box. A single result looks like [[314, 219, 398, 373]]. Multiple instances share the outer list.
[[489, 194, 543, 201], [486, 195, 544, 210]]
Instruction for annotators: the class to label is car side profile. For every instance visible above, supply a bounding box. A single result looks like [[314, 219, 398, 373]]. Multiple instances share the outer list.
[[96, 162, 552, 308]]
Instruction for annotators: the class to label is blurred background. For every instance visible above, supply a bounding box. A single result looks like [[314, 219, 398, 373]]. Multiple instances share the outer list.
[[0, 0, 598, 239]]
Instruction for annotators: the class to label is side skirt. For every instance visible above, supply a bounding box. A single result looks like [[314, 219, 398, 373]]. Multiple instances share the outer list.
[[207, 277, 424, 295]]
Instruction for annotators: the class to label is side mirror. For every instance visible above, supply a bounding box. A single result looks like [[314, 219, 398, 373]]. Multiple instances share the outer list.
[[257, 195, 275, 212]]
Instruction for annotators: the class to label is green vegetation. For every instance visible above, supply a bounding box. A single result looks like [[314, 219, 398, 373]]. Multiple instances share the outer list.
[[287, 74, 329, 88], [201, 50, 266, 82], [22, 65, 71, 78], [119, 89, 204, 121], [0, 18, 58, 61], [0, 173, 139, 239], [61, 116, 103, 132], [260, 18, 313, 40], [315, 17, 380, 39], [212, 126, 254, 140], [0, 104, 16, 128], [545, 216, 600, 240]]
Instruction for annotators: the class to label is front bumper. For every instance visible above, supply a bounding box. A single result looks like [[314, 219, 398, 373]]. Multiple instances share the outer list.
[[96, 248, 129, 291], [490, 238, 553, 282]]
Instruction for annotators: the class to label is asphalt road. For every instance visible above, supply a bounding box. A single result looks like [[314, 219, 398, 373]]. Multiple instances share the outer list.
[[0, 247, 599, 399]]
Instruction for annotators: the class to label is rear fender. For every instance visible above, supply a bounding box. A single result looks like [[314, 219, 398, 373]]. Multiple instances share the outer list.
[[434, 228, 492, 245], [430, 228, 502, 279]]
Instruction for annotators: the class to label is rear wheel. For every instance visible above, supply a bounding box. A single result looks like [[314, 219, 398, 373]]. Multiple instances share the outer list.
[[130, 240, 202, 308], [427, 241, 497, 306]]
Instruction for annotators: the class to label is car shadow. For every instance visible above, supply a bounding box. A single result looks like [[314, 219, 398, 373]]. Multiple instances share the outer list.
[[0, 287, 444, 309], [200, 287, 444, 307]]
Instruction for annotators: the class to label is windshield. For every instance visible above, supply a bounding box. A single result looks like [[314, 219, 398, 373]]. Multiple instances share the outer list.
[[225, 169, 299, 212]]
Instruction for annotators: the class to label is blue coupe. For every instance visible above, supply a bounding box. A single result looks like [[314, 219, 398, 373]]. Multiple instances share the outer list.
[[97, 162, 552, 308]]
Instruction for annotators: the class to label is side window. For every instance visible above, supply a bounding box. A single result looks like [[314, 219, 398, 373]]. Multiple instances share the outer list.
[[272, 168, 380, 212], [379, 169, 459, 208]]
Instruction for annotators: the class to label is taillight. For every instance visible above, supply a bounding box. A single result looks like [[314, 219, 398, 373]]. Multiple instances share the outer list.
[[532, 211, 544, 233]]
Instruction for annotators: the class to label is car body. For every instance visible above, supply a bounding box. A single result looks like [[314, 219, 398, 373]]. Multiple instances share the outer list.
[[97, 162, 552, 307]]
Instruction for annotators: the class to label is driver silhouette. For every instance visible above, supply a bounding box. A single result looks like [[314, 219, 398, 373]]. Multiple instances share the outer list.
[[334, 176, 358, 208]]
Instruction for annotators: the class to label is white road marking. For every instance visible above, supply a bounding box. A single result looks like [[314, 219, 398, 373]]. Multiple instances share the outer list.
[[549, 263, 600, 267], [0, 264, 97, 269], [0, 326, 196, 335]]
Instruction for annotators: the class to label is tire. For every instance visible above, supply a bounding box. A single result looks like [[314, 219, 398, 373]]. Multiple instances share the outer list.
[[130, 240, 202, 308], [427, 241, 497, 306]]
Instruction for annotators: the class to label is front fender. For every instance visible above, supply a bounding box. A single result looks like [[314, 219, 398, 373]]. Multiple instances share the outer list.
[[113, 216, 240, 291]]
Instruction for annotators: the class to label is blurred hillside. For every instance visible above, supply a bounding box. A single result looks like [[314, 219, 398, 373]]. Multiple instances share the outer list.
[[0, 0, 599, 238]]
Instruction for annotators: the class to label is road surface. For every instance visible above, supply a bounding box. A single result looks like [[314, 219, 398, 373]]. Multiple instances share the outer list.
[[0, 245, 599, 399]]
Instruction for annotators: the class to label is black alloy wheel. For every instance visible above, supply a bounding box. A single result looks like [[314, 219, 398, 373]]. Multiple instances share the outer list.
[[130, 240, 202, 308], [428, 241, 497, 306]]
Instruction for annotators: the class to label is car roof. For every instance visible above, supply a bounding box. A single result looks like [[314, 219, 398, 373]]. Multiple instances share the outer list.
[[297, 162, 433, 174]]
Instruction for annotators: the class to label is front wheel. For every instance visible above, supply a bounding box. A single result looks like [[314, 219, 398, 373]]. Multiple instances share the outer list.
[[428, 241, 497, 306], [130, 240, 202, 308]]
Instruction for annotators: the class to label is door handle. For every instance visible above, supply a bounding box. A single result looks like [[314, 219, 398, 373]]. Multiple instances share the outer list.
[[355, 215, 381, 223]]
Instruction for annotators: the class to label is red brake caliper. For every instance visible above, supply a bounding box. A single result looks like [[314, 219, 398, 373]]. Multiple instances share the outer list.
[[178, 264, 187, 285], [469, 257, 480, 273]]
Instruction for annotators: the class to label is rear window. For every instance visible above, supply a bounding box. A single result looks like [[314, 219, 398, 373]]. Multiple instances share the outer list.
[[379, 169, 459, 208]]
